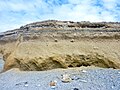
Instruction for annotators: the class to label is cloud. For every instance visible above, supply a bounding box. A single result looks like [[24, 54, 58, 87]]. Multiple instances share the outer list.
[[0, 0, 120, 32]]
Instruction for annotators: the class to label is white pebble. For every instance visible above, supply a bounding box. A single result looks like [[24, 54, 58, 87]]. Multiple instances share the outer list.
[[82, 70, 87, 73], [61, 74, 72, 83], [37, 84, 41, 87], [111, 86, 114, 89], [80, 80, 87, 83], [24, 84, 28, 87]]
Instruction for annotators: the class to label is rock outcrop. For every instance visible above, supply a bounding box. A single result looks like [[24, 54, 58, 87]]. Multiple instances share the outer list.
[[0, 20, 120, 43]]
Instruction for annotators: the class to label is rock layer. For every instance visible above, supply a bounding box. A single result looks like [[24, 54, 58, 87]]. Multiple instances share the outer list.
[[0, 20, 120, 43]]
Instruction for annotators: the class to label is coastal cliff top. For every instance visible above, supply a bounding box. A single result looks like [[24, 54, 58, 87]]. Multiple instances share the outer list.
[[0, 20, 120, 43], [1, 20, 120, 33]]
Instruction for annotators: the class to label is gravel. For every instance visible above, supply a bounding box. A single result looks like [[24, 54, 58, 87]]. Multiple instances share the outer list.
[[0, 58, 4, 72], [0, 67, 120, 90]]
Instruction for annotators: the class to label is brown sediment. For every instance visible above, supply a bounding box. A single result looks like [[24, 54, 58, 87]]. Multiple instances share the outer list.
[[2, 40, 120, 71]]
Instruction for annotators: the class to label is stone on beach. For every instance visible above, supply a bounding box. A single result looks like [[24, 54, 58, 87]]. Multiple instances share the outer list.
[[61, 74, 72, 83]]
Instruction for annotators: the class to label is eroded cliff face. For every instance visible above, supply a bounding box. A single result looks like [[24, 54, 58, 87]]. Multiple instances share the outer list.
[[0, 20, 120, 71], [3, 40, 120, 71]]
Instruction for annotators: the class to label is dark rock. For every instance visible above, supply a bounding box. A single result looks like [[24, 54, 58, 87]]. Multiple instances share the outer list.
[[73, 88, 79, 90]]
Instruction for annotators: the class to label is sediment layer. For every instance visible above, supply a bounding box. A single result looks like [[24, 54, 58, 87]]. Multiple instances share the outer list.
[[2, 40, 120, 71], [0, 20, 120, 71]]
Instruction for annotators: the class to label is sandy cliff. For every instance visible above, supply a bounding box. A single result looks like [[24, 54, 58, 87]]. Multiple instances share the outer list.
[[0, 20, 120, 71]]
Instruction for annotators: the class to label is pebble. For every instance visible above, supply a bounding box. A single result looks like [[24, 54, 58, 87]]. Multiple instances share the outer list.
[[82, 70, 87, 73], [50, 81, 56, 86], [54, 39, 58, 42], [37, 84, 41, 87], [24, 84, 28, 87], [79, 79, 87, 83], [61, 74, 72, 83], [111, 86, 114, 89], [73, 88, 79, 90], [24, 82, 28, 87], [70, 39, 75, 42], [49, 80, 57, 89], [72, 76, 80, 80]]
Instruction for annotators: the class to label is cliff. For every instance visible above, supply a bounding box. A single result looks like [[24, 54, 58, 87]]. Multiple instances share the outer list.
[[0, 20, 120, 71]]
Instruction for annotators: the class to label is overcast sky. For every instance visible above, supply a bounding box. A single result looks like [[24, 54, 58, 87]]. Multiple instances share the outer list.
[[0, 0, 120, 32]]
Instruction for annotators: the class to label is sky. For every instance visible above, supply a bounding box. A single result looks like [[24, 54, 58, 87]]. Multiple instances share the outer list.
[[0, 0, 120, 32]]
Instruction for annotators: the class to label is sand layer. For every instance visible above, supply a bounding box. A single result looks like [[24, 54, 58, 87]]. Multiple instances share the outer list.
[[1, 39, 119, 71]]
